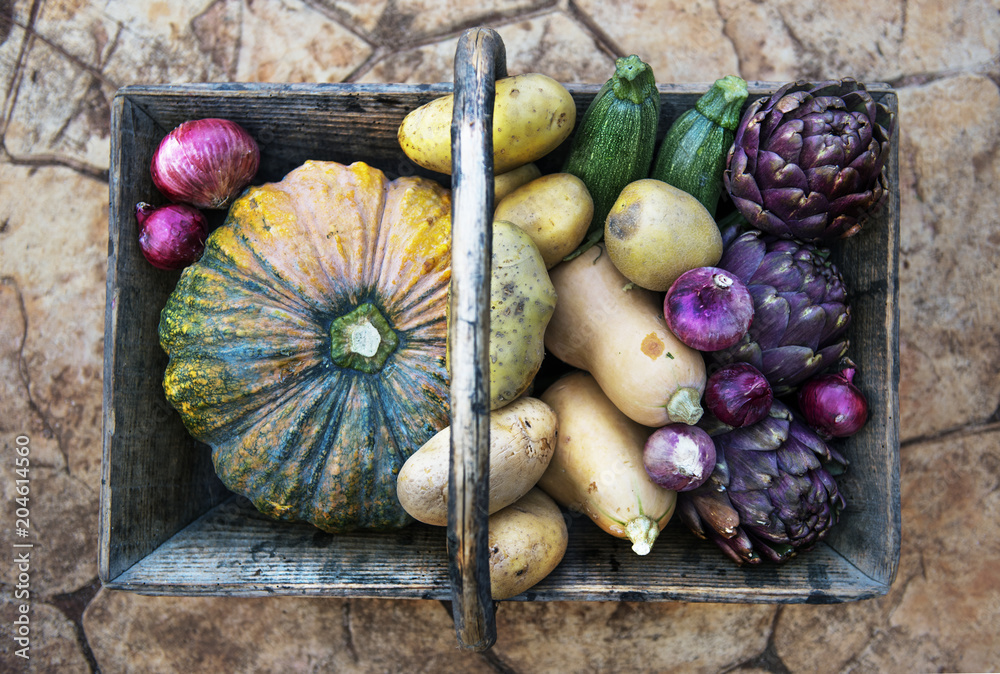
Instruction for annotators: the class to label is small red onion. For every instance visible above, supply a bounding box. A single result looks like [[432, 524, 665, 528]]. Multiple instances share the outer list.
[[151, 118, 260, 209], [798, 363, 869, 439], [704, 362, 773, 427], [136, 202, 209, 270], [643, 423, 717, 492], [664, 266, 754, 352]]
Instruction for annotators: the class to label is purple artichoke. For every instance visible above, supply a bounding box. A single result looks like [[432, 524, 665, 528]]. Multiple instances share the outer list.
[[724, 79, 895, 242], [707, 228, 850, 396], [677, 400, 847, 565]]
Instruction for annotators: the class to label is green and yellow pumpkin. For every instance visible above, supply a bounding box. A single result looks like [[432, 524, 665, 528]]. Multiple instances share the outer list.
[[158, 160, 453, 532]]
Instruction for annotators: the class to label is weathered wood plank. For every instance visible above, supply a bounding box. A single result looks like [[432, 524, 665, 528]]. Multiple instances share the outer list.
[[100, 93, 232, 584], [447, 27, 507, 652], [105, 496, 886, 603], [824, 90, 901, 587]]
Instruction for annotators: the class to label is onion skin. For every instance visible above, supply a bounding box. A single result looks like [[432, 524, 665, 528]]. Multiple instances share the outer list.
[[704, 362, 773, 428], [136, 202, 209, 270], [797, 365, 869, 439], [643, 423, 717, 492], [151, 118, 260, 209], [664, 266, 754, 352]]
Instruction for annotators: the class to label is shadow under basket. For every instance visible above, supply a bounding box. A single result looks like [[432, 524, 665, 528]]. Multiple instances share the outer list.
[[100, 29, 900, 650]]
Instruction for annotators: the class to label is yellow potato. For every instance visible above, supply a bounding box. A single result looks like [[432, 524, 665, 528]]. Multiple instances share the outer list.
[[488, 221, 558, 409], [444, 222, 556, 410], [604, 178, 723, 292], [398, 73, 576, 175], [395, 397, 558, 526], [494, 173, 594, 268], [494, 163, 542, 202], [488, 488, 568, 600]]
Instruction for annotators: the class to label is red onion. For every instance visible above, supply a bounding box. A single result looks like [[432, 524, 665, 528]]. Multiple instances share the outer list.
[[643, 423, 717, 492], [136, 202, 209, 270], [797, 362, 869, 439], [664, 266, 754, 351], [704, 362, 773, 427], [150, 118, 260, 209]]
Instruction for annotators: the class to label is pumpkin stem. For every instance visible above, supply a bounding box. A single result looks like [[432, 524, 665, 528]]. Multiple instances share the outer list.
[[329, 303, 399, 374]]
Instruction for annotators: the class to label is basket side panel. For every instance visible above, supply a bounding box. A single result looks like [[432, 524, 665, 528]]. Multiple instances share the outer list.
[[824, 91, 901, 587], [113, 83, 455, 185], [105, 497, 454, 598], [106, 499, 882, 603], [100, 93, 230, 583]]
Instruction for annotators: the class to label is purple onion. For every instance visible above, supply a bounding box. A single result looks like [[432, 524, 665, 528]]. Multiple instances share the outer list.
[[643, 423, 717, 492], [136, 202, 209, 270], [797, 363, 869, 439], [664, 266, 754, 352], [704, 362, 774, 428], [151, 118, 260, 209]]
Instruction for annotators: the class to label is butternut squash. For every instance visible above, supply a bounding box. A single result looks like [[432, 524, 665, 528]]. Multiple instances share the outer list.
[[537, 371, 675, 555], [543, 244, 707, 427]]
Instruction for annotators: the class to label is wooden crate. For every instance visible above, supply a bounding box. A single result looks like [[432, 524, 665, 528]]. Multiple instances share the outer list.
[[100, 29, 900, 648]]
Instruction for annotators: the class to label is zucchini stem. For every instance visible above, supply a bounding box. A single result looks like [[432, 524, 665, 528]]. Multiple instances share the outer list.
[[610, 55, 657, 107], [695, 75, 749, 130]]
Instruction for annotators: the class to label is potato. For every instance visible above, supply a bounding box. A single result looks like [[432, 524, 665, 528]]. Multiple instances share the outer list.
[[494, 163, 542, 202], [489, 488, 568, 600], [397, 73, 576, 175], [395, 397, 558, 526], [488, 221, 558, 409], [494, 173, 594, 269], [604, 178, 723, 292]]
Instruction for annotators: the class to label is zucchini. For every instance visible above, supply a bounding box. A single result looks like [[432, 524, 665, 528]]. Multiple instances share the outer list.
[[649, 75, 748, 216], [562, 54, 660, 257]]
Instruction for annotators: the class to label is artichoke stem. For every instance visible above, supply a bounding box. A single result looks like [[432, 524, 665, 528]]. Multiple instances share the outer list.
[[625, 516, 659, 555], [667, 387, 704, 425]]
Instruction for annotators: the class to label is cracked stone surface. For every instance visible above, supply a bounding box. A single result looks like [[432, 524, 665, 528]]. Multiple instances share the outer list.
[[1, 0, 999, 671], [0, 597, 91, 673], [492, 601, 775, 671], [82, 593, 493, 673]]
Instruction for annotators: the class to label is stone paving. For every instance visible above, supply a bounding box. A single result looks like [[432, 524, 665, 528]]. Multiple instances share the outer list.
[[1, 0, 999, 671]]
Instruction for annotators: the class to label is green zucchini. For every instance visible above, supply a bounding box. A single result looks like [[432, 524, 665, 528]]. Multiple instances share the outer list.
[[562, 54, 660, 257], [649, 75, 748, 217]]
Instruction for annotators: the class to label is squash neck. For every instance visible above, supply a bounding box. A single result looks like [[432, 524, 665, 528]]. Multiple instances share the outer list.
[[329, 303, 398, 374]]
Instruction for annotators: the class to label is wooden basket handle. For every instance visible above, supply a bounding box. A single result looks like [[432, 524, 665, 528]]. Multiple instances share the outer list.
[[447, 27, 508, 652]]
